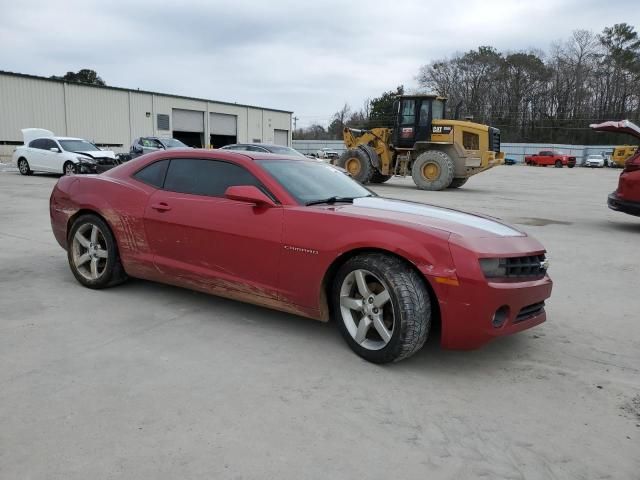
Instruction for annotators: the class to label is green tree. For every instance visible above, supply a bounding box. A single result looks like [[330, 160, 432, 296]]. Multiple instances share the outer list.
[[51, 69, 106, 86], [368, 85, 404, 128]]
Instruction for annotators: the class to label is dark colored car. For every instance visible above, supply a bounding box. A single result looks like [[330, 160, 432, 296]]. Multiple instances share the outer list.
[[129, 137, 189, 159], [50, 149, 552, 363], [220, 143, 306, 159]]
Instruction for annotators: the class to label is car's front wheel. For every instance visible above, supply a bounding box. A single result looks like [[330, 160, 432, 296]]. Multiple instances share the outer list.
[[332, 253, 431, 363], [67, 214, 127, 289], [63, 161, 77, 176]]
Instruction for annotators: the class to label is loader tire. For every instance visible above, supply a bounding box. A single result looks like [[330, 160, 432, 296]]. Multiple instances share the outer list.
[[370, 172, 392, 183], [412, 150, 455, 191], [337, 148, 374, 184], [447, 178, 468, 189]]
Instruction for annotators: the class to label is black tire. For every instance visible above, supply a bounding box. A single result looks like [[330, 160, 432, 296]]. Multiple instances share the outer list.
[[568, 164, 575, 169], [332, 253, 431, 364], [554, 160, 563, 168], [17, 158, 32, 176], [337, 148, 374, 184], [412, 150, 455, 190], [63, 161, 77, 176], [370, 172, 392, 183], [447, 178, 468, 189], [67, 214, 127, 289]]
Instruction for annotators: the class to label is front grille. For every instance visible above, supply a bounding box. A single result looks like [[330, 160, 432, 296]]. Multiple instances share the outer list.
[[505, 254, 547, 278], [488, 127, 501, 153], [94, 157, 118, 166], [515, 301, 545, 322]]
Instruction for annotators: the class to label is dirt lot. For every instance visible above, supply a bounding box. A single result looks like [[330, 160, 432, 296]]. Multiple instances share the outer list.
[[1, 165, 639, 479]]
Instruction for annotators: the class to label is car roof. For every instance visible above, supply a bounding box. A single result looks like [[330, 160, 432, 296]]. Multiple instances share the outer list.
[[54, 137, 85, 141]]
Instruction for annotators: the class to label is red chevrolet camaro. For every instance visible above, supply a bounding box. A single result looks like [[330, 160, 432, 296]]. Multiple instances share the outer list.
[[50, 149, 553, 363]]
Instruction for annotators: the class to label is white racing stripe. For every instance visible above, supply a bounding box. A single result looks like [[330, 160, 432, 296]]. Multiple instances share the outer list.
[[353, 197, 524, 237]]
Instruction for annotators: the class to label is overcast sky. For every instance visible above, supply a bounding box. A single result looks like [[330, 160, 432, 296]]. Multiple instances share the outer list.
[[1, 0, 638, 127]]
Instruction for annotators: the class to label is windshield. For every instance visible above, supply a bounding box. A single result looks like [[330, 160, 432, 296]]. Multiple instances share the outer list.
[[258, 160, 373, 205], [59, 139, 100, 152], [266, 146, 306, 157], [160, 138, 187, 148]]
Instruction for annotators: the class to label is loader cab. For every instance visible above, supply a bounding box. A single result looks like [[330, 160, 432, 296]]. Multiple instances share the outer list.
[[393, 95, 447, 149]]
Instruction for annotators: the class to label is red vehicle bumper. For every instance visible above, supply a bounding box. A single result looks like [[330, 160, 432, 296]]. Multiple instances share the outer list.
[[435, 276, 552, 349], [430, 236, 553, 350], [608, 192, 640, 217]]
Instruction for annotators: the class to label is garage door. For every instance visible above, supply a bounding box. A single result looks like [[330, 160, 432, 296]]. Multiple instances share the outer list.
[[210, 113, 237, 136], [172, 109, 204, 132], [274, 129, 289, 146]]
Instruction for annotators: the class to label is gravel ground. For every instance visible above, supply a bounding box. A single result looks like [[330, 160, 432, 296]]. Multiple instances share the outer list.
[[0, 165, 639, 479]]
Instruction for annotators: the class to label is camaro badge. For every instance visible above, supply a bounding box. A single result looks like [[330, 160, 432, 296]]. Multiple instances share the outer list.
[[284, 245, 319, 255]]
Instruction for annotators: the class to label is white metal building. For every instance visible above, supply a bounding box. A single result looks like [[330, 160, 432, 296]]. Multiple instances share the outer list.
[[0, 71, 292, 161]]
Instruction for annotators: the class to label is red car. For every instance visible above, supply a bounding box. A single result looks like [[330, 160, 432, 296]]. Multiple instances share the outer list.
[[524, 150, 576, 168], [590, 120, 640, 217], [50, 149, 553, 363]]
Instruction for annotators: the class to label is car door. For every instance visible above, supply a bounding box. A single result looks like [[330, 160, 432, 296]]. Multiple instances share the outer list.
[[38, 138, 63, 173], [26, 139, 46, 170], [143, 157, 283, 299]]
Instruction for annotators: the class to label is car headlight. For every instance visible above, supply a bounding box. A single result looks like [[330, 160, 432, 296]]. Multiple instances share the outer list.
[[77, 156, 95, 163], [479, 258, 508, 278]]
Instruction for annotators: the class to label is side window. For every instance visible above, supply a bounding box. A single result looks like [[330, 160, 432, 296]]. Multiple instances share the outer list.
[[42, 139, 58, 151], [163, 159, 262, 197], [247, 146, 266, 152], [133, 159, 170, 188], [29, 139, 45, 149]]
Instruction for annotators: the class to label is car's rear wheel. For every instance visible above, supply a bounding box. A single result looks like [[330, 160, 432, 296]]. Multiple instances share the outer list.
[[63, 161, 77, 176], [17, 158, 32, 175], [332, 253, 430, 363], [67, 214, 127, 289]]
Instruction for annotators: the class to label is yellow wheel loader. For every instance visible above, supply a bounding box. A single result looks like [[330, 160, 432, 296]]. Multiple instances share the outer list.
[[337, 95, 504, 190]]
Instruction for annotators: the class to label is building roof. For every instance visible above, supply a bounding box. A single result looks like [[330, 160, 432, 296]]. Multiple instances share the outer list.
[[0, 70, 293, 114]]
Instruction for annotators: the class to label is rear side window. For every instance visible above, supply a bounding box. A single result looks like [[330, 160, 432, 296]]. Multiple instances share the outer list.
[[29, 138, 47, 149], [133, 159, 169, 188], [163, 159, 261, 197]]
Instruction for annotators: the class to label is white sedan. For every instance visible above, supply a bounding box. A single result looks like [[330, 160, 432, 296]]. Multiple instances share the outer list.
[[12, 129, 119, 175], [584, 154, 605, 168]]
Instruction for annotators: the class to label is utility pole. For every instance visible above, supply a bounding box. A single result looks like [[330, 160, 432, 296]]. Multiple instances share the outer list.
[[293, 116, 299, 131]]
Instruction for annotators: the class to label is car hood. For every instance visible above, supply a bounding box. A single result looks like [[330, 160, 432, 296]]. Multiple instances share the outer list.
[[75, 150, 116, 159], [333, 197, 525, 239]]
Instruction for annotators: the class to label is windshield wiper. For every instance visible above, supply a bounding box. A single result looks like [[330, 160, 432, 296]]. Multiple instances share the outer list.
[[305, 195, 371, 206]]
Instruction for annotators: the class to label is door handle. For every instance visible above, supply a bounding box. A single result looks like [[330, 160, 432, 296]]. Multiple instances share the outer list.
[[151, 202, 172, 212]]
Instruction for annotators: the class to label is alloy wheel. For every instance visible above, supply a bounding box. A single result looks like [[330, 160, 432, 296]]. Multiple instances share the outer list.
[[71, 223, 108, 281], [18, 159, 28, 174], [339, 269, 394, 350]]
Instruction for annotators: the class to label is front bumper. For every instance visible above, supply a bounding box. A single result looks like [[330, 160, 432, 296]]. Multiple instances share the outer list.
[[430, 236, 553, 350], [76, 159, 119, 174], [435, 276, 552, 349], [608, 192, 640, 217]]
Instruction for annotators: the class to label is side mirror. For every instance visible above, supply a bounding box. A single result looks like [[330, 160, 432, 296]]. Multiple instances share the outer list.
[[225, 185, 276, 207], [133, 145, 143, 153], [50, 147, 60, 153]]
